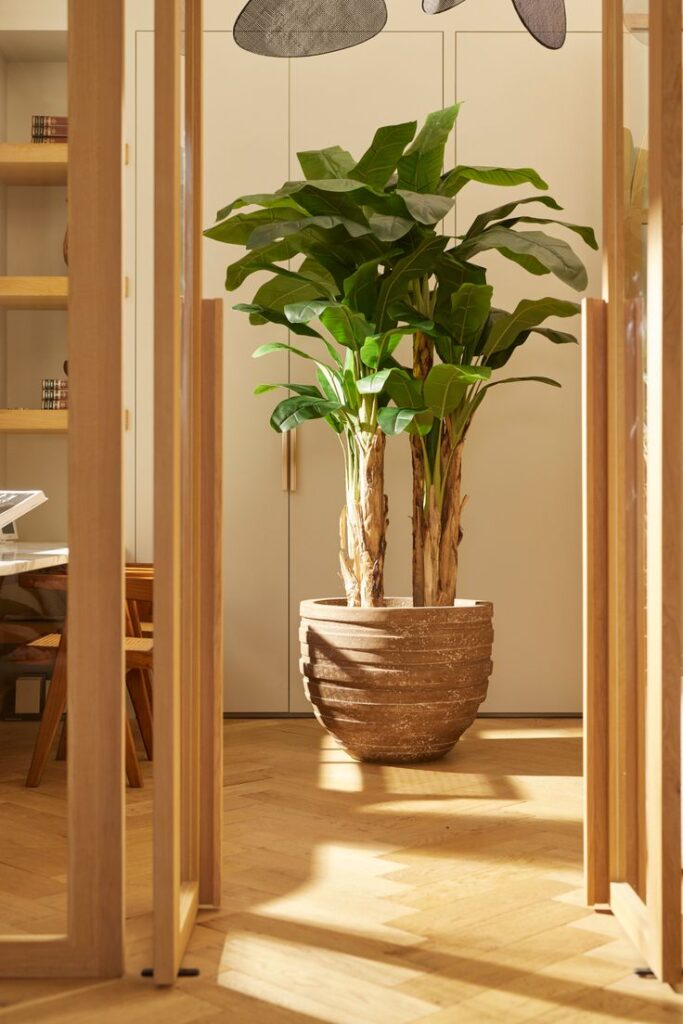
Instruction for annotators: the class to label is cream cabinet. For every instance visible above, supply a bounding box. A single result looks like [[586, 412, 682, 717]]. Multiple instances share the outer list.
[[128, 1, 601, 714]]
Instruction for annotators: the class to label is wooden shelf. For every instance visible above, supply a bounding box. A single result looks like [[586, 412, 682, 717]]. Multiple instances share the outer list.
[[0, 277, 68, 310], [0, 144, 67, 185], [0, 410, 67, 433]]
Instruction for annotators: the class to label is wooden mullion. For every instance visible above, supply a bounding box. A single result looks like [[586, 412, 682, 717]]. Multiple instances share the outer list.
[[154, 0, 183, 987], [645, 0, 682, 985]]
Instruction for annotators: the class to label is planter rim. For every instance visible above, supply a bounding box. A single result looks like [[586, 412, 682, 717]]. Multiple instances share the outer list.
[[301, 596, 493, 615]]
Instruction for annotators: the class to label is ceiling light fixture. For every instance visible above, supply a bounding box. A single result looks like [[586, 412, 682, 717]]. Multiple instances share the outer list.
[[233, 0, 568, 58]]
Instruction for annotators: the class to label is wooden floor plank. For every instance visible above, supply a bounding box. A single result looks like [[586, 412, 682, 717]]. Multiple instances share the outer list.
[[0, 719, 680, 1021]]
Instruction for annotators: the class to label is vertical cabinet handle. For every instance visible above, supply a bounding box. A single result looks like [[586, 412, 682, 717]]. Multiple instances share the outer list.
[[281, 431, 298, 492]]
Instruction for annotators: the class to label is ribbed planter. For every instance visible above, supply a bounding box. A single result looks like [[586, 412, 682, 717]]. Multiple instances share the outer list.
[[300, 598, 494, 764]]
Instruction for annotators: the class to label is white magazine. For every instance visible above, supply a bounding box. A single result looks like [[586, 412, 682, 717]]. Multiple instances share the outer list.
[[0, 490, 47, 538]]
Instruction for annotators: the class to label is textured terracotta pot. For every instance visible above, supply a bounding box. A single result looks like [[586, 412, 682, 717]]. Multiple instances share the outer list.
[[300, 597, 494, 763]]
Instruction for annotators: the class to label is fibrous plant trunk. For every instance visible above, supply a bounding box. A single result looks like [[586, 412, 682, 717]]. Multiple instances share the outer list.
[[412, 427, 465, 607], [411, 331, 466, 607], [339, 431, 388, 608]]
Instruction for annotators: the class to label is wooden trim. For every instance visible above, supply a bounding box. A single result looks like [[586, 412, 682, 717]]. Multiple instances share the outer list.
[[582, 297, 609, 906], [199, 298, 224, 909], [644, 0, 682, 984], [154, 0, 183, 987], [66, 0, 126, 977], [179, 0, 203, 890]]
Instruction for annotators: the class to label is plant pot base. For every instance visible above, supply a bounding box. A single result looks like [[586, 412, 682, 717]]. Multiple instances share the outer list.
[[301, 598, 494, 766]]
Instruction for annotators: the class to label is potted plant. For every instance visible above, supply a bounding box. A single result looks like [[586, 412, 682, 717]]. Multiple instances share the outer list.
[[206, 104, 596, 762]]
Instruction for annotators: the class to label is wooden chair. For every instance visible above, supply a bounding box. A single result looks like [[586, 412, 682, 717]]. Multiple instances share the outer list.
[[20, 569, 154, 788]]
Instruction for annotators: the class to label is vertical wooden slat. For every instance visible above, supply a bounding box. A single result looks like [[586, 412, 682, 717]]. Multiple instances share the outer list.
[[180, 0, 203, 888], [582, 297, 609, 907], [199, 298, 224, 909], [154, 0, 183, 987], [646, 0, 682, 984], [68, 0, 125, 977]]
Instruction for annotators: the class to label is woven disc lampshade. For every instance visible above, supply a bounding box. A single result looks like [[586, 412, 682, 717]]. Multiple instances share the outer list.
[[425, 0, 567, 50], [234, 0, 567, 57], [234, 0, 388, 57]]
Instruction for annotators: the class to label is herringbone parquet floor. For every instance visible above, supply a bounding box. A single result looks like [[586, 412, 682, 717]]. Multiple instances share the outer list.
[[0, 718, 681, 1022]]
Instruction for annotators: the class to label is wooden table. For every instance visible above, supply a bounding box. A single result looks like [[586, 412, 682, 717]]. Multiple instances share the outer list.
[[0, 543, 68, 577]]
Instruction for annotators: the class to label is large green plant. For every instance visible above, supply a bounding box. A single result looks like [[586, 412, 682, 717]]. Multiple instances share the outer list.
[[206, 104, 597, 608]]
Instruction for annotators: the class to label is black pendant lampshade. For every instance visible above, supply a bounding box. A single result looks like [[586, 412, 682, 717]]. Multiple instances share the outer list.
[[234, 0, 567, 58], [233, 0, 388, 58]]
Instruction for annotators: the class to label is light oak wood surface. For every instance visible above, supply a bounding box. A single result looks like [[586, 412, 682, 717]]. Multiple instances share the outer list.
[[0, 143, 68, 185], [0, 277, 68, 310], [0, 410, 67, 433], [0, 719, 680, 1021]]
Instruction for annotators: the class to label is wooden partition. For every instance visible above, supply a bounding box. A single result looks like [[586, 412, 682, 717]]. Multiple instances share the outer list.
[[0, 0, 126, 978], [154, 0, 222, 985], [585, 0, 682, 986]]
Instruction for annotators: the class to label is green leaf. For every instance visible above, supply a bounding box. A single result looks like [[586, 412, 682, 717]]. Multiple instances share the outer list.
[[397, 104, 462, 194], [424, 363, 490, 418], [375, 235, 449, 330], [366, 213, 415, 241], [433, 255, 487, 327], [449, 283, 494, 349], [360, 328, 412, 369], [251, 274, 329, 316], [482, 297, 580, 359], [481, 375, 561, 393], [316, 366, 346, 404], [464, 195, 564, 240], [385, 370, 425, 410], [343, 255, 394, 319], [284, 299, 331, 324], [439, 165, 549, 197], [270, 395, 341, 433], [297, 146, 356, 181], [356, 368, 396, 395], [247, 214, 370, 249], [320, 305, 373, 351], [255, 382, 322, 398], [534, 327, 578, 346], [225, 238, 304, 290], [206, 207, 307, 245], [251, 262, 337, 298], [234, 302, 322, 338], [459, 227, 589, 291], [351, 121, 417, 189], [378, 406, 434, 436], [213, 192, 308, 221], [494, 216, 598, 250], [253, 341, 330, 365], [395, 190, 455, 225]]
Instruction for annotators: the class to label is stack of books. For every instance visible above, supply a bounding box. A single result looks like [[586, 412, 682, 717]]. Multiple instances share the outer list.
[[31, 115, 68, 144], [41, 379, 68, 410]]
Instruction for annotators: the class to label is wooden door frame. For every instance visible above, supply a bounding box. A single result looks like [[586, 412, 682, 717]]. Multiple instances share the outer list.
[[154, 0, 223, 985], [0, 0, 126, 978], [586, 0, 682, 986]]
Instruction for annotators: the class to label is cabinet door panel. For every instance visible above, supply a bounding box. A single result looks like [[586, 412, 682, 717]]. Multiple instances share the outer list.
[[455, 32, 602, 713], [288, 33, 445, 712], [203, 34, 291, 712]]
